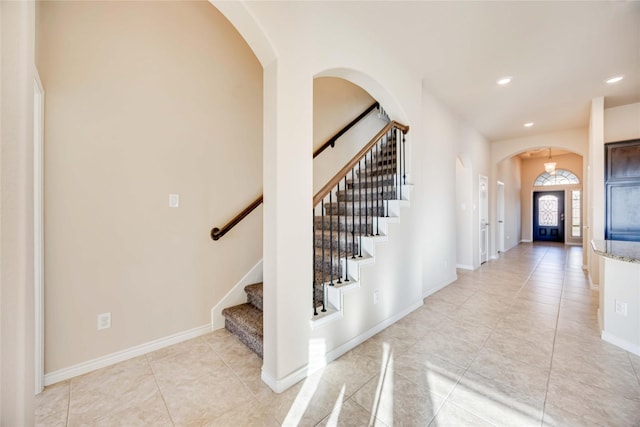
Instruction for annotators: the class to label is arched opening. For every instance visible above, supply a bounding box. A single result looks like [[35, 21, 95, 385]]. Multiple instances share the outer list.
[[496, 148, 584, 249]]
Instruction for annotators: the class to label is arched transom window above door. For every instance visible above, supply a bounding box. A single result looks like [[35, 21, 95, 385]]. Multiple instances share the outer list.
[[534, 169, 580, 186]]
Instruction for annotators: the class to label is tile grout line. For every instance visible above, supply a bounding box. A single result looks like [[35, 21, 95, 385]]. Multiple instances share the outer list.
[[200, 333, 277, 424], [65, 380, 72, 426], [428, 246, 551, 426], [538, 247, 569, 427], [145, 353, 176, 427], [627, 352, 640, 388]]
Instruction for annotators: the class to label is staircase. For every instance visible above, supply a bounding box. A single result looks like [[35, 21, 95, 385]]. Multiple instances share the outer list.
[[221, 121, 409, 358], [312, 126, 408, 314], [221, 283, 264, 358]]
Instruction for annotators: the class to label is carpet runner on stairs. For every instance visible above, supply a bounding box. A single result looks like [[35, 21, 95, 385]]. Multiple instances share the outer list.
[[221, 283, 263, 358]]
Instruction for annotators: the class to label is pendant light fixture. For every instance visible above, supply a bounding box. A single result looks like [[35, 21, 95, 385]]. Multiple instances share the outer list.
[[544, 148, 556, 175]]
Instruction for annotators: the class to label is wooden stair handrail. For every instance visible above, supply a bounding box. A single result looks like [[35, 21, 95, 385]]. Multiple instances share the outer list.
[[211, 195, 263, 241], [313, 121, 409, 207], [211, 102, 386, 241], [313, 102, 380, 158]]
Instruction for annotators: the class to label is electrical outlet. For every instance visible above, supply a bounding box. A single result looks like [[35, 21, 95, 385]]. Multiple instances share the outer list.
[[97, 312, 111, 330], [169, 194, 179, 208], [373, 290, 380, 305], [615, 300, 628, 317]]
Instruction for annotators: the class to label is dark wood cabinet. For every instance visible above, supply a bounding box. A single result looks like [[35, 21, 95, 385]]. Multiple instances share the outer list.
[[605, 139, 640, 241]]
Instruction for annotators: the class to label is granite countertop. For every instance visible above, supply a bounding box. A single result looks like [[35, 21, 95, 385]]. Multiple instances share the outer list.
[[591, 239, 640, 264]]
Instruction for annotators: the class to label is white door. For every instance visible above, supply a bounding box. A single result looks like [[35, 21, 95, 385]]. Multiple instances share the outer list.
[[479, 175, 489, 264], [497, 181, 505, 253]]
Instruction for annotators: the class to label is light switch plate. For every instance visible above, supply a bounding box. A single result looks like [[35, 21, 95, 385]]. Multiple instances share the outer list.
[[169, 194, 179, 208]]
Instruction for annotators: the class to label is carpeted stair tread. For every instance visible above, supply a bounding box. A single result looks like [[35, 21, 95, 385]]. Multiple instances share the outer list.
[[222, 303, 263, 358], [349, 174, 398, 188], [244, 282, 263, 311], [313, 216, 374, 234]]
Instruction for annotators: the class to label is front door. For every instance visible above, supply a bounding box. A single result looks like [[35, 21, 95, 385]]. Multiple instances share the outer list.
[[533, 191, 565, 242]]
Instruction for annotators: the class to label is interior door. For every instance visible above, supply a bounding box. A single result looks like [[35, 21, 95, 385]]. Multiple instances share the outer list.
[[497, 181, 505, 253], [479, 176, 489, 263], [533, 191, 565, 243]]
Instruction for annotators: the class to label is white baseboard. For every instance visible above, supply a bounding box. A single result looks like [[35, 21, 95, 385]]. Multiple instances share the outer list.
[[211, 259, 263, 331], [456, 264, 474, 271], [601, 331, 640, 357], [520, 239, 533, 243], [588, 270, 599, 290], [261, 299, 424, 393], [44, 324, 211, 386], [422, 274, 458, 299]]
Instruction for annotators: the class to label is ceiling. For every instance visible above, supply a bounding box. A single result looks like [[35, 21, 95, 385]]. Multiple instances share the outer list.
[[517, 148, 572, 160], [249, 1, 640, 142], [348, 1, 640, 142]]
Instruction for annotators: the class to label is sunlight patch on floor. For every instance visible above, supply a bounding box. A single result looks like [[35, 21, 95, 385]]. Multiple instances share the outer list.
[[282, 338, 327, 425], [325, 384, 346, 426], [369, 342, 394, 426]]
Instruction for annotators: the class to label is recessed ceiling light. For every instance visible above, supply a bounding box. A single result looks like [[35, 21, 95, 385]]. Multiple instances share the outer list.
[[497, 76, 512, 85], [524, 122, 534, 128], [606, 75, 624, 84]]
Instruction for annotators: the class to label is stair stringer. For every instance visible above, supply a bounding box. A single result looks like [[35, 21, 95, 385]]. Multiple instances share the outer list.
[[211, 259, 263, 331], [311, 184, 413, 329]]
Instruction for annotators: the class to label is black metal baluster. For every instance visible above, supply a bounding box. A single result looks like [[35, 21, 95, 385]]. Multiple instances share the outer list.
[[344, 175, 350, 281], [364, 155, 369, 236], [386, 129, 392, 217], [358, 160, 363, 257], [369, 148, 374, 235], [321, 199, 327, 312], [350, 170, 355, 259], [393, 128, 402, 206], [402, 131, 407, 186], [329, 191, 334, 286], [376, 138, 380, 236], [313, 209, 318, 315], [384, 131, 390, 217], [336, 181, 342, 285], [321, 199, 325, 292]]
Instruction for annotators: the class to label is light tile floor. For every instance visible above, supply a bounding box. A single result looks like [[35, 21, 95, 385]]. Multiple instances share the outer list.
[[36, 243, 640, 426]]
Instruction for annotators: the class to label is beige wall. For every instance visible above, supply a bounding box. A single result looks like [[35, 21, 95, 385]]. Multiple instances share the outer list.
[[520, 153, 584, 243], [313, 77, 375, 150], [312, 77, 386, 193], [37, 1, 263, 373]]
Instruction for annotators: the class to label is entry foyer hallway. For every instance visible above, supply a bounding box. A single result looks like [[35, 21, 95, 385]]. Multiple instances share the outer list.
[[36, 243, 640, 426]]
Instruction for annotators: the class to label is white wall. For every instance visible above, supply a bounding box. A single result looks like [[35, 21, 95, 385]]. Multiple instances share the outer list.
[[421, 90, 491, 281], [456, 157, 474, 269], [604, 103, 640, 143], [588, 98, 605, 286], [36, 1, 263, 373]]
